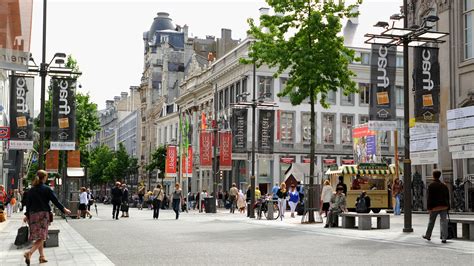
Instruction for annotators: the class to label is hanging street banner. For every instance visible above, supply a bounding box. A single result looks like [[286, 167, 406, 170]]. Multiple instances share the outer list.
[[231, 108, 247, 153], [9, 75, 34, 150], [414, 47, 440, 124], [447, 106, 474, 159], [50, 77, 76, 150], [352, 124, 377, 164], [410, 124, 439, 165], [199, 131, 213, 169], [0, 0, 33, 71], [165, 145, 177, 178], [258, 109, 275, 154], [219, 131, 232, 171], [45, 150, 59, 173], [369, 44, 397, 131], [181, 146, 192, 178]]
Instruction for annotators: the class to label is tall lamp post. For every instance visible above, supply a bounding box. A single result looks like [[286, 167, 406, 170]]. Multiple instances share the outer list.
[[365, 3, 448, 232], [232, 63, 277, 218]]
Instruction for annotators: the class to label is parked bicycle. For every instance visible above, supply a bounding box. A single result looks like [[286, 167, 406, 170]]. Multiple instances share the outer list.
[[255, 196, 280, 220]]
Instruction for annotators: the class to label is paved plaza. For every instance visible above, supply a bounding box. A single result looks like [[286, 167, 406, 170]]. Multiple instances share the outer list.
[[1, 205, 473, 265]]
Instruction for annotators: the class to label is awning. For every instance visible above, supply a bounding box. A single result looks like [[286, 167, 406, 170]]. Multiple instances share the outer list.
[[342, 165, 358, 174], [67, 167, 85, 177]]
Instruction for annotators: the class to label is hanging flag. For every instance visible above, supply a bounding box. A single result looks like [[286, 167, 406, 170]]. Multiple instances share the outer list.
[[50, 77, 76, 150], [201, 112, 207, 130], [165, 145, 177, 178], [258, 109, 275, 154], [45, 150, 59, 173], [199, 131, 212, 169], [9, 75, 34, 150], [67, 150, 81, 167], [219, 131, 232, 171], [181, 146, 193, 177], [368, 44, 397, 131], [231, 108, 247, 153], [413, 47, 440, 124]]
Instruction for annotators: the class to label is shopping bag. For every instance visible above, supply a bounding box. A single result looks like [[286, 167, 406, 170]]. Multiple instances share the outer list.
[[14, 225, 29, 246]]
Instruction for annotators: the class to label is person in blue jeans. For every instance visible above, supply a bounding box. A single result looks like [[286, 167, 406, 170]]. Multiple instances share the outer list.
[[271, 183, 279, 200], [392, 178, 402, 215], [288, 185, 299, 218], [172, 183, 184, 219]]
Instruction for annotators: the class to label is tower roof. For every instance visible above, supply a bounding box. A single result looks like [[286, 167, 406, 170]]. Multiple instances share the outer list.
[[148, 12, 176, 40]]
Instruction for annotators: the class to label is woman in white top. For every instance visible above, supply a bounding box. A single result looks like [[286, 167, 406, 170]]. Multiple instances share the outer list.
[[237, 190, 246, 213], [78, 187, 92, 219], [320, 180, 333, 217]]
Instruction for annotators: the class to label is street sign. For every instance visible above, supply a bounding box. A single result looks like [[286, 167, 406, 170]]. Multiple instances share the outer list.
[[452, 150, 474, 160], [368, 120, 397, 131], [448, 127, 473, 138], [447, 116, 474, 131], [410, 138, 438, 152], [448, 135, 474, 146], [449, 144, 474, 152], [411, 150, 439, 165], [0, 126, 9, 140], [447, 106, 474, 120]]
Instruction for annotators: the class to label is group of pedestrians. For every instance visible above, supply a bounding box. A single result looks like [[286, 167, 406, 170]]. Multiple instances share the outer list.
[[110, 182, 130, 220]]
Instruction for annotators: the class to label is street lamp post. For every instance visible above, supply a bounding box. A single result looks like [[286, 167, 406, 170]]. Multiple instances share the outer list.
[[365, 2, 448, 233]]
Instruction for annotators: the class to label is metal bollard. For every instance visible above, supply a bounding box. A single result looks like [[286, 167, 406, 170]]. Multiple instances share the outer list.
[[267, 200, 274, 220]]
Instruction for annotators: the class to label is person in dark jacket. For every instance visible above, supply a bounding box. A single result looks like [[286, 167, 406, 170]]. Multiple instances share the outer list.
[[111, 182, 123, 220], [121, 184, 129, 218], [423, 170, 450, 243], [23, 170, 71, 265], [337, 176, 347, 195], [355, 191, 371, 213]]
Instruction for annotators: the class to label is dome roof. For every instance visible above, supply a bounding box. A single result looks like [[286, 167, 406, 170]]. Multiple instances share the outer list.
[[148, 12, 176, 40]]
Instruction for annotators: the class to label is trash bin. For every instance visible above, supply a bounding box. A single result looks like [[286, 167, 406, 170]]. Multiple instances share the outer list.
[[204, 197, 216, 213]]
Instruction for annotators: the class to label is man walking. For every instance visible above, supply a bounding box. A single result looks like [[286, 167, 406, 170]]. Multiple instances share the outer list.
[[423, 170, 450, 243], [111, 182, 123, 220], [229, 183, 239, 214]]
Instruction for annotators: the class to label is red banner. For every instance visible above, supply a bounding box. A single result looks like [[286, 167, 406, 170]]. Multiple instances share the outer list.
[[165, 146, 177, 178], [219, 131, 232, 171], [45, 150, 59, 173], [181, 146, 193, 177], [200, 131, 212, 169]]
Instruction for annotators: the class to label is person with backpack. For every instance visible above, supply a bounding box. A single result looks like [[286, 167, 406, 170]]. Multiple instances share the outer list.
[[355, 191, 371, 213], [152, 184, 164, 219]]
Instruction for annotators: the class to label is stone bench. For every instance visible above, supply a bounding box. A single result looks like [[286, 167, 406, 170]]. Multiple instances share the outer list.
[[449, 218, 474, 241], [44, 229, 60, 247], [340, 213, 390, 230]]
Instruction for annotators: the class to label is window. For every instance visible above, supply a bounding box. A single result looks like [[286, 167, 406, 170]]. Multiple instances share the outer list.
[[378, 131, 389, 147], [224, 87, 229, 108], [468, 158, 474, 174], [279, 78, 290, 101], [301, 112, 314, 144], [219, 90, 224, 111], [341, 89, 354, 106], [359, 115, 369, 125], [160, 35, 169, 43], [258, 76, 273, 99], [465, 0, 474, 59], [241, 78, 247, 102], [164, 126, 167, 143], [158, 128, 162, 145], [235, 82, 241, 100], [322, 113, 335, 144], [327, 90, 336, 105], [396, 86, 404, 107], [397, 118, 404, 147], [396, 56, 404, 68], [280, 112, 294, 143], [341, 115, 353, 145], [359, 83, 370, 105], [361, 52, 370, 65]]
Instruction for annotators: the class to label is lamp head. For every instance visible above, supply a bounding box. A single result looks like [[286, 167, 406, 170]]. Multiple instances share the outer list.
[[374, 21, 389, 29], [389, 14, 404, 20], [424, 15, 439, 23]]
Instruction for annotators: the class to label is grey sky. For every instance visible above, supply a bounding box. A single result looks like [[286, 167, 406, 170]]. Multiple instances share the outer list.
[[30, 0, 401, 110]]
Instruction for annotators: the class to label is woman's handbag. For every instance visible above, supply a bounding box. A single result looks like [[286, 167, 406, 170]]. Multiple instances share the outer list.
[[14, 224, 29, 246], [48, 212, 53, 223], [121, 202, 129, 212]]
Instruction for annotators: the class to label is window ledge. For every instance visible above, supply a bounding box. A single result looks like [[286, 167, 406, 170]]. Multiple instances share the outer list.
[[459, 58, 474, 68]]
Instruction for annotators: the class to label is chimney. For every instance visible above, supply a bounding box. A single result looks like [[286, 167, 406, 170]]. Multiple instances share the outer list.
[[183, 24, 189, 41], [114, 96, 121, 104], [106, 100, 114, 109], [121, 92, 128, 100]]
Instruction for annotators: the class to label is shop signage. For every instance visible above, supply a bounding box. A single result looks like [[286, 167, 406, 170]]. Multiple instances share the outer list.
[[0, 126, 10, 140], [369, 44, 397, 131], [358, 163, 389, 170], [413, 47, 440, 123], [51, 77, 76, 150], [258, 109, 274, 153], [219, 131, 232, 171], [9, 75, 34, 150], [280, 157, 295, 164]]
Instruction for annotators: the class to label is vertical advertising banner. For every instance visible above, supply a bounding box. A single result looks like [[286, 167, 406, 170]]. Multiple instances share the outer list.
[[45, 150, 59, 173], [9, 75, 34, 150], [51, 77, 76, 150], [258, 109, 275, 153], [231, 108, 247, 153], [413, 47, 440, 123], [219, 131, 232, 171], [67, 150, 81, 167], [165, 145, 177, 178], [369, 44, 397, 131], [353, 125, 377, 164], [199, 131, 212, 169], [181, 146, 192, 177], [0, 0, 33, 71]]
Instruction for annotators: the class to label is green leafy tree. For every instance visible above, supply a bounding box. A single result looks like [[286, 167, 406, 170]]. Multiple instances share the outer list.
[[243, 0, 361, 222], [89, 145, 114, 185], [112, 143, 131, 181], [146, 146, 167, 180]]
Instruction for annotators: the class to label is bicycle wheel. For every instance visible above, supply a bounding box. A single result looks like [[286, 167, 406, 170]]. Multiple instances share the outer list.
[[257, 205, 262, 220], [273, 205, 280, 220]]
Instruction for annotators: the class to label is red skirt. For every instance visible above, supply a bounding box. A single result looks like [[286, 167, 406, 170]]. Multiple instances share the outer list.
[[28, 211, 49, 241]]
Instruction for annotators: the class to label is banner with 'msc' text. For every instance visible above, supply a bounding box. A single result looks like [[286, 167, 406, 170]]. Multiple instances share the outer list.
[[181, 146, 192, 178], [199, 131, 213, 169], [51, 77, 76, 150], [165, 145, 177, 178], [9, 75, 34, 150], [219, 131, 232, 171], [369, 44, 397, 131]]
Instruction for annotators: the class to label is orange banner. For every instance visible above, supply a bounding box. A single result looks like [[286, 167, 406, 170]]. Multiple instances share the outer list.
[[165, 146, 177, 178], [181, 146, 192, 177], [45, 150, 59, 172], [67, 150, 81, 167]]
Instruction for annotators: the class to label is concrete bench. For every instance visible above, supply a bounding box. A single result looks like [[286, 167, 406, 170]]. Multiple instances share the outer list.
[[449, 218, 474, 241], [44, 229, 60, 247], [340, 213, 390, 230]]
